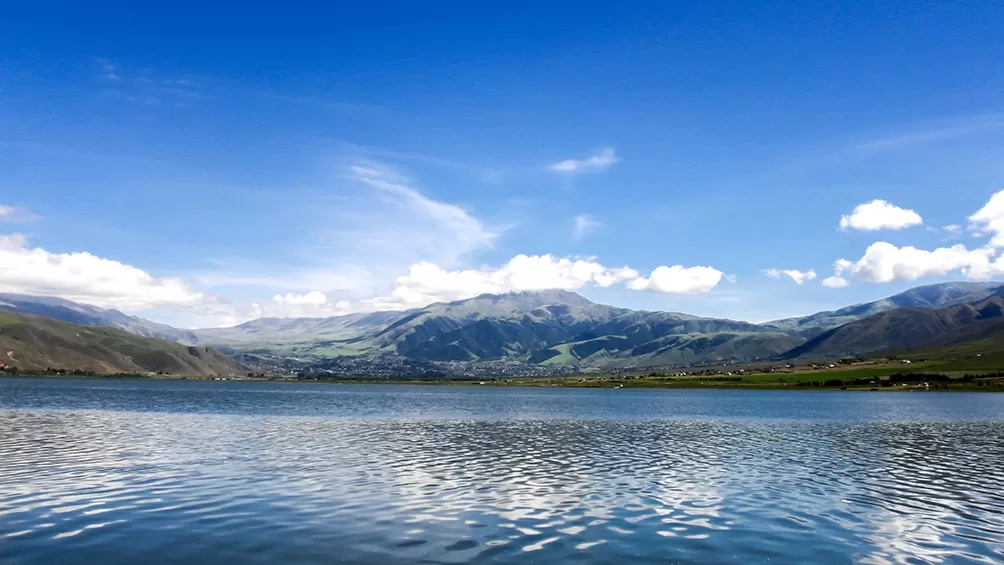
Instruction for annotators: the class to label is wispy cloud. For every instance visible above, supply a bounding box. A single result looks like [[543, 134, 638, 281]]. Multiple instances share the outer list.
[[347, 161, 499, 263], [94, 58, 203, 106], [571, 214, 601, 240], [194, 159, 503, 305], [855, 114, 1004, 153], [550, 148, 619, 174], [95, 57, 120, 82], [771, 113, 1004, 179], [0, 205, 40, 223], [340, 144, 504, 184]]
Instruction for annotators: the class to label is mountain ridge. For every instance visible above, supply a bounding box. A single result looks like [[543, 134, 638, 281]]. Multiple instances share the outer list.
[[786, 291, 1004, 359], [0, 293, 199, 344], [4, 282, 1003, 369]]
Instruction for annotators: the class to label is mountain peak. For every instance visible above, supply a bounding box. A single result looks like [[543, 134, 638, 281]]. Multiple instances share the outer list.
[[441, 289, 595, 309], [482, 288, 593, 303]]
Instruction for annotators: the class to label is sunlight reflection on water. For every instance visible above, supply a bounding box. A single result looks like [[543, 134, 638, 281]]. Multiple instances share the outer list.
[[1, 378, 1003, 564]]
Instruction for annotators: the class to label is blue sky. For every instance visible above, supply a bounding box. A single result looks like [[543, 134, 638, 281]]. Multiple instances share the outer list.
[[3, 2, 1004, 327]]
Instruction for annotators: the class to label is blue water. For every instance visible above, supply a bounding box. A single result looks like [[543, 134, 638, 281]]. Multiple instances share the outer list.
[[1, 377, 1003, 564]]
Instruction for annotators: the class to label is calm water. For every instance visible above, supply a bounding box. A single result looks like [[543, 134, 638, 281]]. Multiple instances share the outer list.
[[1, 378, 1003, 564]]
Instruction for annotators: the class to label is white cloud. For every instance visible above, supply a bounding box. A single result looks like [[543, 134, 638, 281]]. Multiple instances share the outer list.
[[0, 205, 40, 223], [762, 268, 817, 285], [549, 148, 619, 174], [368, 254, 644, 310], [968, 189, 1004, 247], [943, 224, 962, 233], [572, 215, 601, 240], [822, 276, 849, 288], [626, 265, 723, 294], [834, 241, 1004, 283], [241, 255, 724, 319], [273, 291, 328, 306], [0, 233, 208, 310], [839, 200, 923, 231], [261, 292, 353, 319]]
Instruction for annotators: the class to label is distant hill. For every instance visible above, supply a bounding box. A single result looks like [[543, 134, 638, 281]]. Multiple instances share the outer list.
[[193, 284, 1004, 368], [763, 282, 1002, 338], [785, 292, 1004, 359], [0, 293, 198, 344], [195, 290, 801, 368], [7, 282, 1004, 370], [0, 312, 245, 376]]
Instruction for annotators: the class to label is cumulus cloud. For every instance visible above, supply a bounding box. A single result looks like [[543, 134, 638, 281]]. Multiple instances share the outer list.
[[369, 254, 645, 310], [572, 215, 601, 240], [762, 268, 817, 285], [0, 233, 208, 310], [245, 255, 725, 319], [822, 276, 849, 288], [0, 205, 40, 223], [968, 189, 1004, 247], [273, 291, 328, 306], [833, 241, 1004, 283], [549, 148, 619, 174], [626, 265, 723, 294], [839, 199, 923, 231]]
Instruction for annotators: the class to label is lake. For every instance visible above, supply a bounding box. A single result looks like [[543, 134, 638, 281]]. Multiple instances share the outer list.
[[1, 377, 1003, 564]]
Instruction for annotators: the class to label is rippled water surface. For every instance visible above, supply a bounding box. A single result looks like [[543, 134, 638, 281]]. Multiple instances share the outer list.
[[2, 378, 1004, 564]]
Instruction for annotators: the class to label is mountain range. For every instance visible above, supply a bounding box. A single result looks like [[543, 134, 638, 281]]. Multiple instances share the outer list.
[[2, 281, 1003, 372]]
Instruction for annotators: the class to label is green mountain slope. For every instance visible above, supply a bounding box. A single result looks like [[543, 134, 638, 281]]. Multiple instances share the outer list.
[[786, 292, 1004, 359], [764, 282, 1001, 338], [8, 283, 1003, 370], [0, 293, 199, 344], [0, 312, 245, 376], [197, 290, 802, 368]]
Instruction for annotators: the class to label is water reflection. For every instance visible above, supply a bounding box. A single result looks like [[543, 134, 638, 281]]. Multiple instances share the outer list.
[[1, 379, 1003, 564]]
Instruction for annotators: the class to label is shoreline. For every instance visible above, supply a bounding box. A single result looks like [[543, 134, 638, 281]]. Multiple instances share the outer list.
[[5, 373, 1004, 392]]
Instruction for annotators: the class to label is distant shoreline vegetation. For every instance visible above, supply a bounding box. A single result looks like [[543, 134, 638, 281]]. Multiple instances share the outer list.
[[6, 368, 1004, 392]]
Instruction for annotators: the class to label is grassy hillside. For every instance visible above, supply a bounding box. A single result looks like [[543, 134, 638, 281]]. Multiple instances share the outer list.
[[0, 293, 199, 343], [764, 282, 1001, 338], [0, 312, 245, 376], [193, 290, 794, 368], [10, 284, 1003, 372], [786, 293, 1004, 359]]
